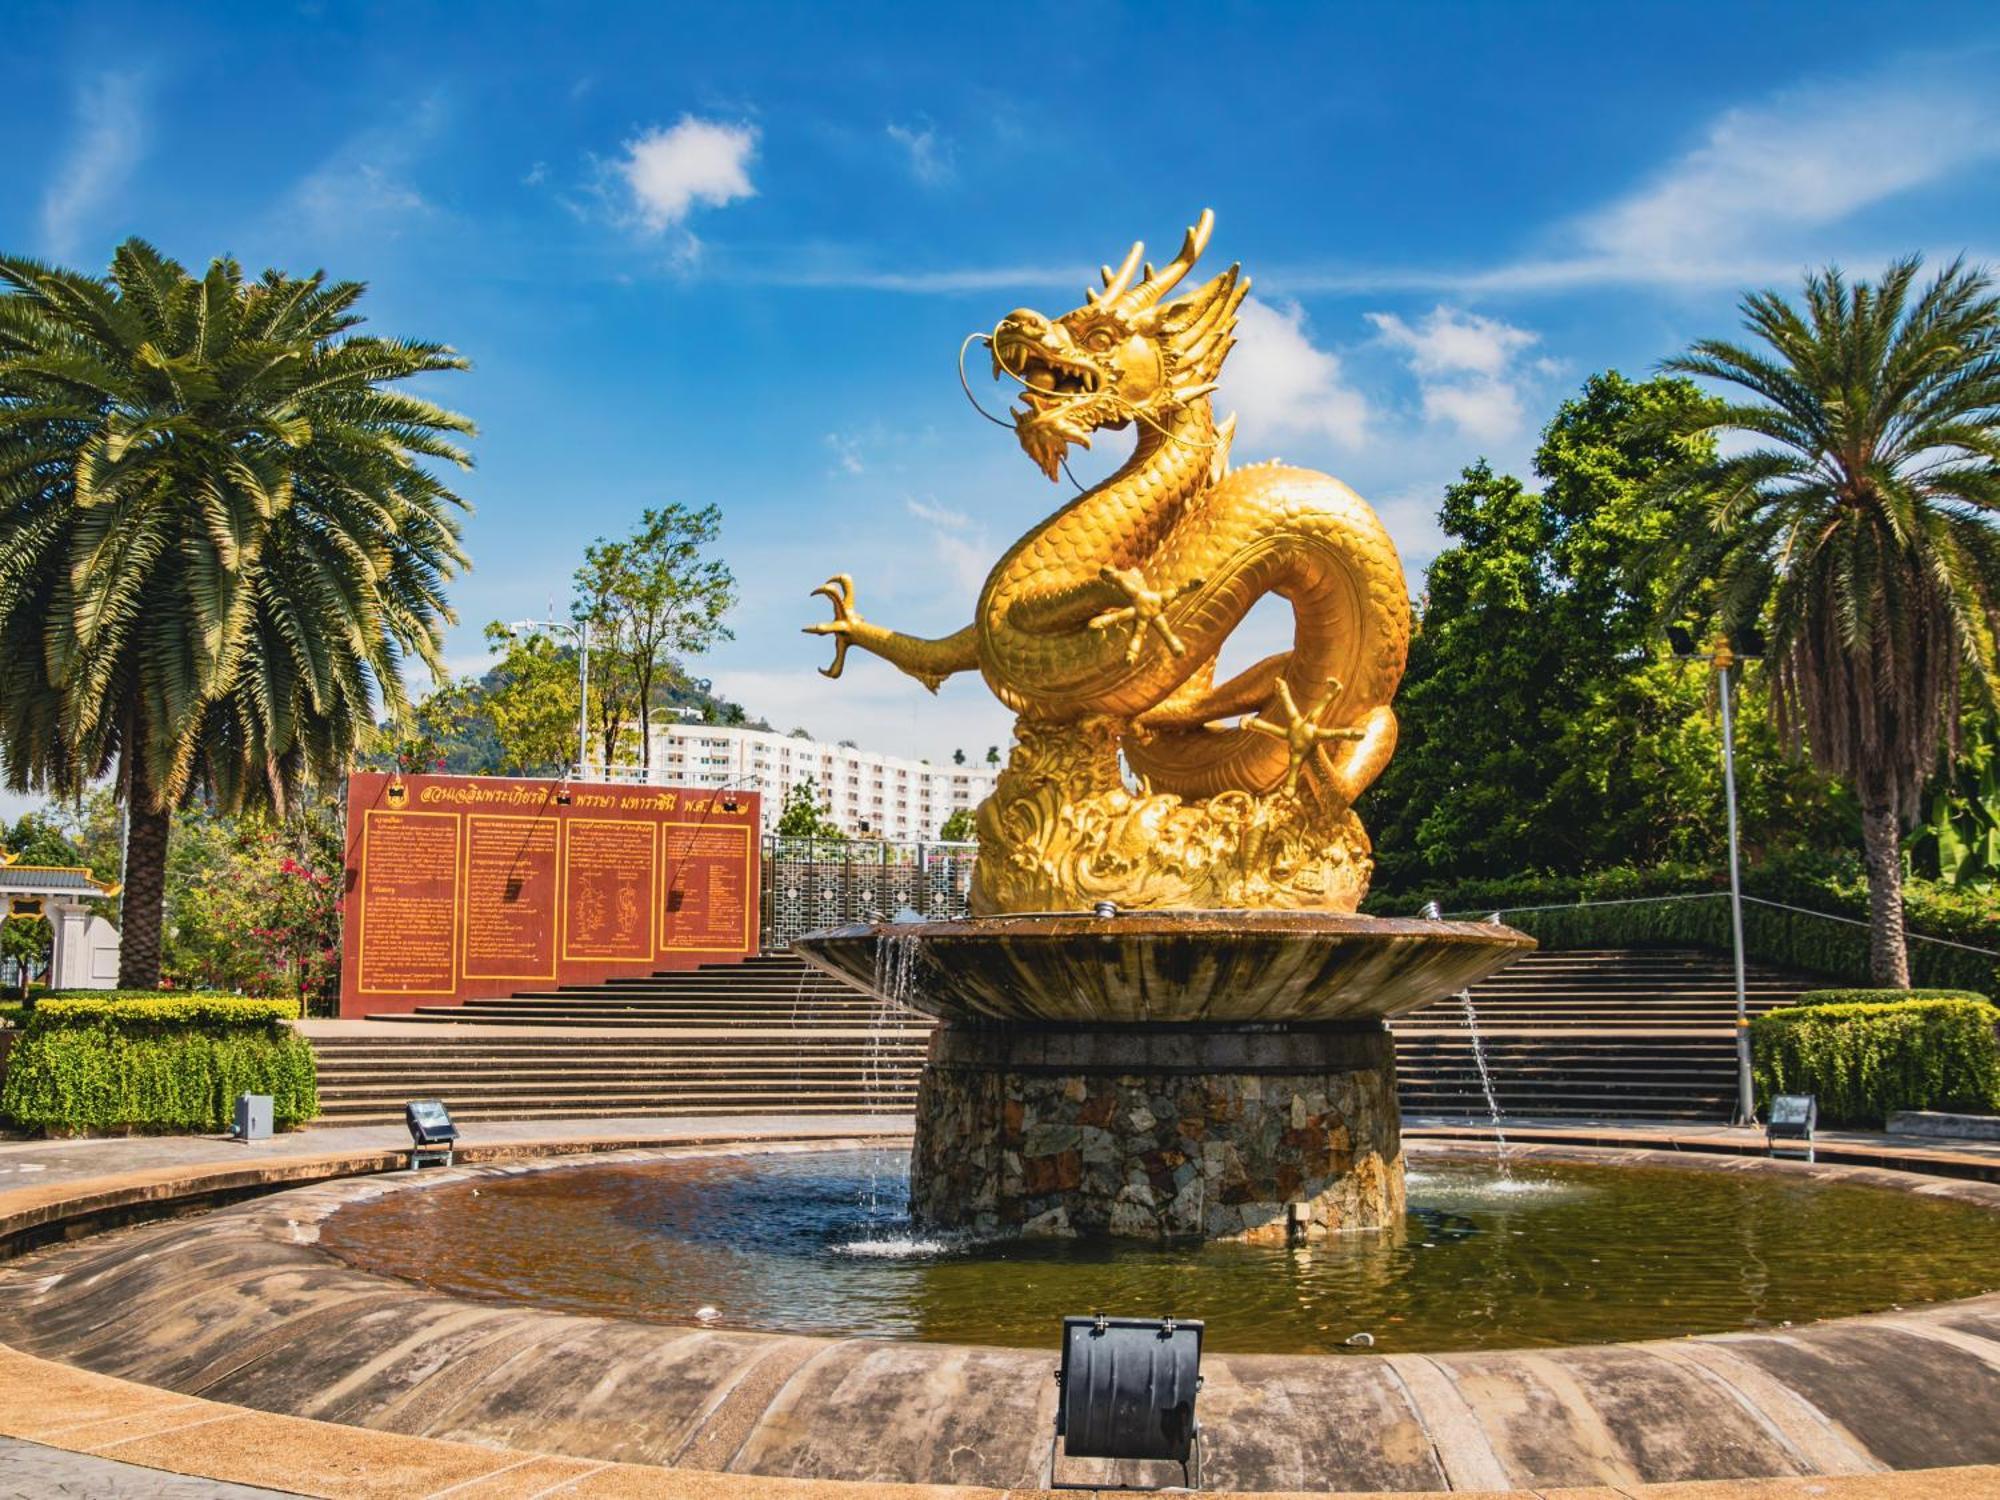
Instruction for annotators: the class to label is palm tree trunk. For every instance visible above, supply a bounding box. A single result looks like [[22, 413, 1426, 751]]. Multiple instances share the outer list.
[[1859, 802, 1911, 988], [117, 756, 171, 990]]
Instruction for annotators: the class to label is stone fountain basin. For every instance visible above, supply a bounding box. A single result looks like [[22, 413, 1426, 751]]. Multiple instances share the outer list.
[[791, 909, 1535, 1025]]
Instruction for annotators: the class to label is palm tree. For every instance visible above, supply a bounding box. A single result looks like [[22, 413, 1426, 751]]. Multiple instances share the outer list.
[[1654, 257, 2000, 984], [0, 241, 473, 987]]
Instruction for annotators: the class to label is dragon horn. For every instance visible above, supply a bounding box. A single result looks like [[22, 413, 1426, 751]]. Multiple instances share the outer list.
[[1094, 240, 1145, 303], [1122, 210, 1215, 308]]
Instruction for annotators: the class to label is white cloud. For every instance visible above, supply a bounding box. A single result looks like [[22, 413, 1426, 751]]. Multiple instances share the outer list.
[[619, 116, 757, 233], [906, 498, 989, 593], [1367, 307, 1537, 378], [825, 433, 865, 476], [1579, 77, 1993, 273], [285, 98, 445, 241], [1217, 297, 1368, 450], [1254, 71, 2000, 298], [887, 122, 954, 186], [41, 72, 145, 262], [295, 162, 428, 232], [1415, 381, 1527, 444], [1370, 307, 1542, 443]]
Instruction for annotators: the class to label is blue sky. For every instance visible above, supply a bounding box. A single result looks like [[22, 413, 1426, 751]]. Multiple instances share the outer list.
[[6, 0, 2000, 777]]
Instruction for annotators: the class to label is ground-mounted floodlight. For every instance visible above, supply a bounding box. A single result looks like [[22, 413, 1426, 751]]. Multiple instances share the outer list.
[[232, 1093, 273, 1143], [1050, 1314, 1204, 1491], [1767, 1093, 1817, 1163], [405, 1099, 459, 1169]]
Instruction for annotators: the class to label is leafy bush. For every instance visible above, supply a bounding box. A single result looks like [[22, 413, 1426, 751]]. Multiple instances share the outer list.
[[31, 994, 300, 1026], [1750, 998, 2000, 1127], [0, 992, 316, 1135], [1366, 860, 2000, 992], [1791, 988, 1989, 1008]]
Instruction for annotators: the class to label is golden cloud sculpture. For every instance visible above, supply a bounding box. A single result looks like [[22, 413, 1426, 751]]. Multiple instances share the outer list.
[[808, 210, 1410, 913]]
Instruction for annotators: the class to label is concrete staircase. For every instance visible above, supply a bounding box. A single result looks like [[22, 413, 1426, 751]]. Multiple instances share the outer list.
[[312, 955, 929, 1125], [1395, 949, 1807, 1121], [310, 948, 1808, 1126]]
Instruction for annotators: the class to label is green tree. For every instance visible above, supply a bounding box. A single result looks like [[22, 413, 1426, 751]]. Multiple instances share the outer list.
[[938, 806, 977, 842], [160, 798, 341, 1004], [482, 623, 581, 775], [1370, 372, 1841, 888], [1652, 259, 2000, 984], [775, 776, 842, 839], [377, 674, 503, 775], [575, 504, 737, 773], [1907, 714, 2000, 888], [0, 242, 472, 987]]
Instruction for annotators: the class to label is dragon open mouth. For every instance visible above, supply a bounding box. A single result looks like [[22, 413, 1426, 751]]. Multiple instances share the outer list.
[[1015, 352, 1100, 396], [993, 337, 1102, 406]]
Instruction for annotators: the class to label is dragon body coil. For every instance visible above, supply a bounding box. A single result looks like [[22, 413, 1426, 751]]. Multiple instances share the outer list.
[[808, 211, 1409, 913]]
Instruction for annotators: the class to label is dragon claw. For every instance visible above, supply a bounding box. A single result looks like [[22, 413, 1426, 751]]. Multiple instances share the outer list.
[[805, 573, 861, 679], [1244, 675, 1366, 797], [1092, 567, 1203, 665]]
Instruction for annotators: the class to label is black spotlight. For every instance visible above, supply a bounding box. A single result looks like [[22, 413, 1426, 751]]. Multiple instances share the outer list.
[[554, 783, 573, 807], [721, 793, 740, 813], [1766, 1093, 1817, 1163], [1051, 1314, 1204, 1490], [404, 1099, 459, 1170]]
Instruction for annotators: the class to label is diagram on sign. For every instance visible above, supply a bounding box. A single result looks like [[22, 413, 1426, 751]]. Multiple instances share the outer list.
[[562, 819, 658, 962]]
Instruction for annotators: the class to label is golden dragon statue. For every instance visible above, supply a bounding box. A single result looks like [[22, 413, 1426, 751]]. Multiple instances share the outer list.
[[807, 210, 1409, 913]]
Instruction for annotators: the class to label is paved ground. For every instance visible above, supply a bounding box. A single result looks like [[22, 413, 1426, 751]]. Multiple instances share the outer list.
[[7, 1111, 1997, 1195], [3, 1116, 2000, 1499], [0, 1436, 288, 1497], [7, 1137, 2000, 1494], [0, 1112, 913, 1191]]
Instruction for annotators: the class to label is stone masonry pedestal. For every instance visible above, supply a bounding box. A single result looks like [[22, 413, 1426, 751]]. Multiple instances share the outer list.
[[909, 1022, 1403, 1243]]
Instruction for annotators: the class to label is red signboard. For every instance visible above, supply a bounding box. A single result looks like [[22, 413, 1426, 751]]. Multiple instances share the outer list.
[[339, 772, 761, 1017]]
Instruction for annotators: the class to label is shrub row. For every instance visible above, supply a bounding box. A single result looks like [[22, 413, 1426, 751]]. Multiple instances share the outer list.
[[0, 991, 316, 1135], [29, 995, 301, 1031], [1749, 997, 2000, 1128], [1791, 988, 1987, 1008]]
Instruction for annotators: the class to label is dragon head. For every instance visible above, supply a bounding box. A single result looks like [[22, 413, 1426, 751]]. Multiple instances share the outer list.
[[988, 209, 1248, 481]]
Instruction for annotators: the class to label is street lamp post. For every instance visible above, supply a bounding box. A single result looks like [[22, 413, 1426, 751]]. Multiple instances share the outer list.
[[1711, 635, 1755, 1127], [1669, 626, 1763, 1127], [509, 616, 592, 781]]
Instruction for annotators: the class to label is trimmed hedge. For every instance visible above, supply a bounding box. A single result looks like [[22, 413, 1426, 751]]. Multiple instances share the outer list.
[[29, 996, 301, 1030], [1791, 988, 1988, 1008], [1749, 997, 2000, 1128], [35, 989, 303, 1018], [0, 991, 316, 1135]]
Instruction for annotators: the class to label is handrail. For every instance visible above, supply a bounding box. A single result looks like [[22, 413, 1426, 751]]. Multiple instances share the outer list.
[[1738, 895, 2000, 956], [1438, 892, 1725, 917], [1435, 889, 2000, 959]]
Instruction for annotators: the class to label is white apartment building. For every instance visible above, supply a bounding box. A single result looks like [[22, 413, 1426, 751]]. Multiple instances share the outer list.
[[647, 722, 997, 841]]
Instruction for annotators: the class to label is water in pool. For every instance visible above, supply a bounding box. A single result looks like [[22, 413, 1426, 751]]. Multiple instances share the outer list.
[[317, 1147, 2000, 1354]]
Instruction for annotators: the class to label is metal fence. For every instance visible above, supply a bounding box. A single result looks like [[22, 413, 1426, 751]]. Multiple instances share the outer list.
[[760, 837, 978, 947]]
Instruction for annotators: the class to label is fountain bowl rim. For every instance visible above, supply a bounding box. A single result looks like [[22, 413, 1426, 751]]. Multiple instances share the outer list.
[[793, 907, 1538, 948]]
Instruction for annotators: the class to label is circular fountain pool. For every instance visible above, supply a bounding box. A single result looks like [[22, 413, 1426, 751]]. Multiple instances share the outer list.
[[317, 1144, 2000, 1354]]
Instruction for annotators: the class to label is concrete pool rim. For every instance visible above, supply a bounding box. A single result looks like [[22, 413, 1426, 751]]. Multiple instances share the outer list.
[[3, 1126, 1999, 1495]]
